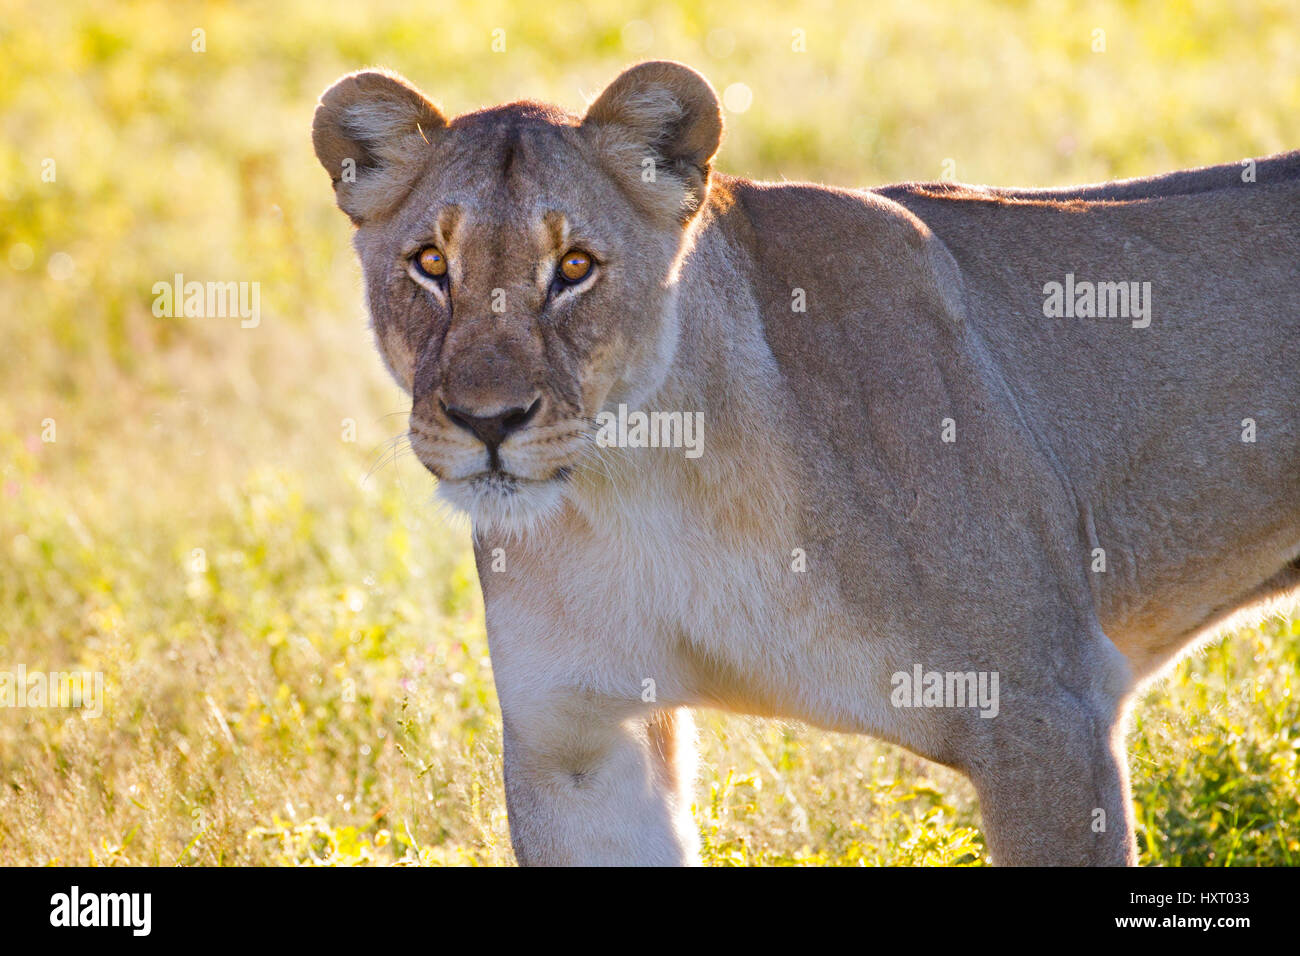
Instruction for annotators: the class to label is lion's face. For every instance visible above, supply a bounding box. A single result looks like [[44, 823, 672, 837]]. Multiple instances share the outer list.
[[313, 63, 723, 534], [352, 108, 689, 533]]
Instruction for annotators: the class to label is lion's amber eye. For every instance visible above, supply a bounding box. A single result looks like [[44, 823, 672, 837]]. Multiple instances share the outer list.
[[558, 250, 593, 284], [414, 246, 448, 279]]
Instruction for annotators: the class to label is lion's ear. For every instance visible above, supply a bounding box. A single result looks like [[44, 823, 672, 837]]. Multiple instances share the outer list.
[[312, 70, 446, 225], [581, 60, 723, 224]]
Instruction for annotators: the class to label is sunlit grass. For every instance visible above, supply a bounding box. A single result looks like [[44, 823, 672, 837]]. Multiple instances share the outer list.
[[1, 0, 1297, 865]]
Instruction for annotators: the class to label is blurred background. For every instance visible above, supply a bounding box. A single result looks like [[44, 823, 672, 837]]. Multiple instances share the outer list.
[[1, 0, 1297, 865]]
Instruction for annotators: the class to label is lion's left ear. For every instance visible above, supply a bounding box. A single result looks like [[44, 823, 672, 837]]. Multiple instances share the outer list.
[[581, 61, 723, 225]]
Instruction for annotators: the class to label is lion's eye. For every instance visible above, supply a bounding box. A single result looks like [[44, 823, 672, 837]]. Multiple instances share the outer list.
[[414, 246, 448, 279], [557, 250, 593, 284]]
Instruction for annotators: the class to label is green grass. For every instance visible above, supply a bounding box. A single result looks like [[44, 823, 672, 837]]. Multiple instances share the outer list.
[[1, 0, 1298, 865]]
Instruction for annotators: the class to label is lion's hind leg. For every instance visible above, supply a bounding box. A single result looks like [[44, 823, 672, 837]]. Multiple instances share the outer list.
[[954, 627, 1138, 866]]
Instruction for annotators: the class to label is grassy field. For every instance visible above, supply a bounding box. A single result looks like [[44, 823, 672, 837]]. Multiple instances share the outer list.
[[1, 0, 1298, 865]]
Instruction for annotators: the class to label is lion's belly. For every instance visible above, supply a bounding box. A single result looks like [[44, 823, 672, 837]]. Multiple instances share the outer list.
[[1089, 476, 1300, 677]]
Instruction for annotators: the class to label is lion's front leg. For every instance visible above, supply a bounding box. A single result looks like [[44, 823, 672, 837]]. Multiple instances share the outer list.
[[500, 696, 700, 866]]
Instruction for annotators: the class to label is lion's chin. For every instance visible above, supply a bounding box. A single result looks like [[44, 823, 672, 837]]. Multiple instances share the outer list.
[[435, 471, 567, 539]]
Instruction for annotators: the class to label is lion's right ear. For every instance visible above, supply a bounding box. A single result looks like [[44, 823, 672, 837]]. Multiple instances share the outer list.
[[312, 70, 446, 225]]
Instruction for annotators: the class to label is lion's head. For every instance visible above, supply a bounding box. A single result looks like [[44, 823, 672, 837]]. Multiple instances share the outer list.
[[312, 61, 723, 534]]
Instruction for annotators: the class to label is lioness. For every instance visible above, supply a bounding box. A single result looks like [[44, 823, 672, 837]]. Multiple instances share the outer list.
[[313, 61, 1300, 865]]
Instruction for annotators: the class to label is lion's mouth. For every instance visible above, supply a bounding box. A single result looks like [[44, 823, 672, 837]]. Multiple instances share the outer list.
[[469, 469, 520, 494], [464, 465, 572, 492]]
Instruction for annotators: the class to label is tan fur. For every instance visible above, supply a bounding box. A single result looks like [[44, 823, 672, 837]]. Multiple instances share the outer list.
[[315, 61, 1300, 865]]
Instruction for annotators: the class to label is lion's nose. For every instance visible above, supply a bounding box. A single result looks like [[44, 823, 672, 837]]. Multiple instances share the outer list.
[[440, 398, 540, 452]]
